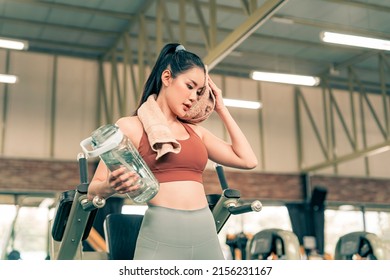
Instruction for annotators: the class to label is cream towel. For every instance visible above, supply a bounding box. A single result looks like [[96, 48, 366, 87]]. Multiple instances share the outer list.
[[137, 88, 215, 159], [179, 66, 216, 124], [137, 94, 181, 160]]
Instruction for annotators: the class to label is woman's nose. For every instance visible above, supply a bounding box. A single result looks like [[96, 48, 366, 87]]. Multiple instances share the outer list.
[[188, 90, 198, 102]]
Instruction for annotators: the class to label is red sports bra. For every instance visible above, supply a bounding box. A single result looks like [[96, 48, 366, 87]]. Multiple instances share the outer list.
[[138, 122, 208, 183]]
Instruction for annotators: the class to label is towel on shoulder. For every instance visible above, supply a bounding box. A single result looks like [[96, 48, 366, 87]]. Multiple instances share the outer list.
[[137, 88, 215, 159]]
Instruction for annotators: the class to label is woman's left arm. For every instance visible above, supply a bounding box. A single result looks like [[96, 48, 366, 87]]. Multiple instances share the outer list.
[[200, 75, 258, 169]]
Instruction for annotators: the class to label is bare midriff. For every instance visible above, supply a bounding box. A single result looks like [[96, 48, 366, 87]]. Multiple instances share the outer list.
[[148, 181, 209, 210]]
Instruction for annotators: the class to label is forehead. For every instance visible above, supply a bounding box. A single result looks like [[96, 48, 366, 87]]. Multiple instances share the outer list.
[[179, 67, 205, 85]]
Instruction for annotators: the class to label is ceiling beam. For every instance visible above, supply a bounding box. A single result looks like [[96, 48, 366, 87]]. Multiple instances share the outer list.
[[1, 5, 376, 63], [322, 0, 390, 14], [9, 0, 135, 20], [102, 0, 154, 60], [203, 0, 288, 69], [332, 51, 378, 70], [301, 140, 390, 173], [272, 14, 390, 40], [0, 16, 118, 37]]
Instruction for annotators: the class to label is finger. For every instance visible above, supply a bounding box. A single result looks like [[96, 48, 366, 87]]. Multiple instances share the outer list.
[[118, 170, 137, 181], [115, 183, 140, 194], [110, 167, 126, 178], [108, 175, 120, 186], [112, 174, 140, 192], [208, 79, 219, 93], [127, 184, 141, 192], [110, 168, 135, 182]]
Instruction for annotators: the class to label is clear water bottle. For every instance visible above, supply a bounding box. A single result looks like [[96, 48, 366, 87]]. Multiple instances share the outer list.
[[80, 124, 159, 204]]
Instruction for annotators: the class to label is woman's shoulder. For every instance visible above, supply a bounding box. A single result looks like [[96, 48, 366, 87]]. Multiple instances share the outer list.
[[115, 116, 142, 128], [115, 116, 144, 144]]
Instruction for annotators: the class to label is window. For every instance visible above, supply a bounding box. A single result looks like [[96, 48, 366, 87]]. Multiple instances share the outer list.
[[0, 204, 53, 260], [325, 209, 390, 259], [218, 206, 292, 259]]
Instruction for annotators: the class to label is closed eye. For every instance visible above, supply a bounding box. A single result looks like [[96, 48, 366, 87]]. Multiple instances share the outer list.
[[197, 87, 205, 96]]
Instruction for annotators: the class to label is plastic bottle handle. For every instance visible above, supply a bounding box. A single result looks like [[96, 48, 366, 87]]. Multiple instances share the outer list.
[[80, 137, 118, 158]]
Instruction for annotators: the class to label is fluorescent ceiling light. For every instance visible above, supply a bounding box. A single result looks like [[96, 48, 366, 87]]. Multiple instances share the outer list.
[[223, 98, 262, 110], [0, 37, 28, 50], [338, 204, 355, 211], [251, 71, 320, 86], [321, 31, 390, 51], [0, 74, 18, 84]]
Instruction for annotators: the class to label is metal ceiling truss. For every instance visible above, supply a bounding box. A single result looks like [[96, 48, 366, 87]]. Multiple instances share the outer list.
[[97, 0, 287, 124], [298, 53, 390, 174], [95, 0, 390, 175], [3, 0, 387, 89]]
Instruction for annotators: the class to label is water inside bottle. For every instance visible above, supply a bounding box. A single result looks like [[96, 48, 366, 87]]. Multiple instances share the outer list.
[[87, 123, 159, 204], [103, 148, 159, 204]]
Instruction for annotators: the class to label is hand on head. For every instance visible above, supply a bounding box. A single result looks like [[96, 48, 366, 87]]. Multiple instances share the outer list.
[[205, 65, 224, 112]]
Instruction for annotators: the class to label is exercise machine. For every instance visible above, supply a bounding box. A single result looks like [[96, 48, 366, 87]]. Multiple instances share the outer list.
[[49, 153, 106, 260], [49, 155, 262, 260], [225, 232, 249, 260], [248, 228, 301, 260], [334, 231, 387, 260], [208, 164, 262, 234]]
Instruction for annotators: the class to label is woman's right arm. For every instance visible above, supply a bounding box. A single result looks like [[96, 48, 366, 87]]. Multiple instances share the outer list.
[[87, 116, 143, 201], [88, 158, 141, 201], [87, 160, 113, 200]]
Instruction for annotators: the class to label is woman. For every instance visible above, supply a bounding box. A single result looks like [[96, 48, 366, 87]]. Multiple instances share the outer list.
[[87, 43, 257, 260]]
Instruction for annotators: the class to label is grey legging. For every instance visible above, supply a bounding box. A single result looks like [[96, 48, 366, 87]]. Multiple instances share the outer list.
[[133, 205, 225, 260]]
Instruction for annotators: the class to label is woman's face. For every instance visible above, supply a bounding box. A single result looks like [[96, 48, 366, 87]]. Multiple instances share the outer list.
[[166, 67, 205, 118]]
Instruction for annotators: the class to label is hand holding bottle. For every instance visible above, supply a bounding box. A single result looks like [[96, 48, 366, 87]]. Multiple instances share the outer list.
[[81, 124, 160, 204], [107, 167, 141, 195]]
